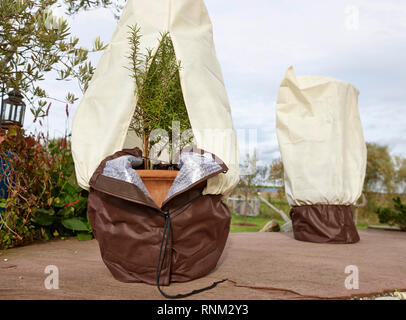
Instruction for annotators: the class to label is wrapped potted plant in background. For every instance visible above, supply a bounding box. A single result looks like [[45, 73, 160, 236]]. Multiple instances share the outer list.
[[127, 25, 193, 207]]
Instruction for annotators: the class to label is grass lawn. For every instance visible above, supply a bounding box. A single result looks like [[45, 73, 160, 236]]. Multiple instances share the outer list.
[[230, 213, 385, 233], [227, 192, 403, 233], [230, 213, 285, 233]]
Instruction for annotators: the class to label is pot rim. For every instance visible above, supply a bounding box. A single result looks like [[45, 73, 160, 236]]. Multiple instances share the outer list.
[[136, 169, 179, 180]]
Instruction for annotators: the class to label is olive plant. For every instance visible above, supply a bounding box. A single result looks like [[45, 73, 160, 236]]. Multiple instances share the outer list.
[[0, 0, 108, 121]]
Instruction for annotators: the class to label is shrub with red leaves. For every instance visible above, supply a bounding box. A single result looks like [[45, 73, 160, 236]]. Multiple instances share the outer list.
[[0, 127, 90, 249]]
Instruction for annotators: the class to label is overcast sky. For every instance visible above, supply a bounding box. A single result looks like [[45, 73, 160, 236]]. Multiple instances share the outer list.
[[25, 0, 406, 165]]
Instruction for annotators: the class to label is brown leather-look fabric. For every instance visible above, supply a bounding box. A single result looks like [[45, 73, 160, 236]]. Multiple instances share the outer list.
[[290, 205, 360, 244], [87, 147, 231, 286]]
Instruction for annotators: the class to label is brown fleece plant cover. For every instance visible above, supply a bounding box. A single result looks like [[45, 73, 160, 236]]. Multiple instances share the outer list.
[[276, 67, 367, 244], [87, 147, 231, 287]]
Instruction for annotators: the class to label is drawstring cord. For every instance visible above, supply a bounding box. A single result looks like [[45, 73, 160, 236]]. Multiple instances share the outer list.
[[156, 198, 228, 299]]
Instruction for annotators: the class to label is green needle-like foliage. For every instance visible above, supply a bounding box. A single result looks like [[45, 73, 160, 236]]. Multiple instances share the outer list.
[[127, 25, 192, 168]]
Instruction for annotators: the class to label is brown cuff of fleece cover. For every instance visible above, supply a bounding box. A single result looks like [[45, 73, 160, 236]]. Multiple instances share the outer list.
[[290, 205, 360, 244]]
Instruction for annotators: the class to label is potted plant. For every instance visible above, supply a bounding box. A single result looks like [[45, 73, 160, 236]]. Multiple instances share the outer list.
[[127, 25, 193, 207]]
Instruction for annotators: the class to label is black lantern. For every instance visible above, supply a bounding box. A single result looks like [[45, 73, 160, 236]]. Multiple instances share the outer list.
[[0, 89, 26, 129]]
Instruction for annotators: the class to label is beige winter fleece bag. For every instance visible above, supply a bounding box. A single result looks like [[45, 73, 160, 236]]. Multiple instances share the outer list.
[[276, 66, 367, 243], [72, 0, 239, 196]]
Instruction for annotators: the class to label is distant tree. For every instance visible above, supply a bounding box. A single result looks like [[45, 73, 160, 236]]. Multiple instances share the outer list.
[[394, 156, 406, 194], [269, 157, 284, 189], [268, 157, 285, 207], [238, 151, 267, 223], [364, 142, 396, 193]]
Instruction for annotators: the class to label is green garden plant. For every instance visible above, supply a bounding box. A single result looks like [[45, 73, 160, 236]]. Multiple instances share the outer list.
[[0, 127, 91, 249], [377, 197, 406, 231], [127, 25, 192, 169], [0, 0, 111, 249], [0, 0, 107, 121]]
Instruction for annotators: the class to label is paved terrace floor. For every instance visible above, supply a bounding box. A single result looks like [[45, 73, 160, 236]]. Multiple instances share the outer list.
[[1, 230, 406, 300]]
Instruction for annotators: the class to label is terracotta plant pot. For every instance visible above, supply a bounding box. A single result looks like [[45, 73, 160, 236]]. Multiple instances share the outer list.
[[137, 170, 179, 208]]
